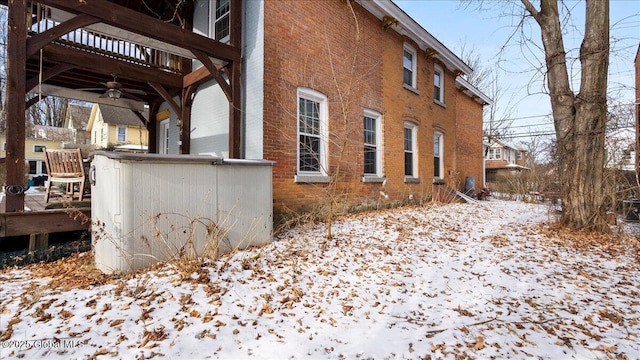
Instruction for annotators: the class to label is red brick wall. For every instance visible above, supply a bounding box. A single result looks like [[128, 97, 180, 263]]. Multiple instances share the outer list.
[[455, 92, 485, 193], [262, 0, 485, 217]]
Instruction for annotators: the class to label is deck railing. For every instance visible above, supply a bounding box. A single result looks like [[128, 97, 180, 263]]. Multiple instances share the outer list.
[[28, 4, 183, 74]]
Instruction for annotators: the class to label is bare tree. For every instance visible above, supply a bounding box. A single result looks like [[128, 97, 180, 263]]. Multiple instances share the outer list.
[[519, 0, 610, 232], [26, 95, 69, 128], [456, 43, 517, 143]]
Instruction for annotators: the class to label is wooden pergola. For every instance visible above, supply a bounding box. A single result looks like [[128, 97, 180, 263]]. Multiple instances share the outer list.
[[2, 0, 242, 236]]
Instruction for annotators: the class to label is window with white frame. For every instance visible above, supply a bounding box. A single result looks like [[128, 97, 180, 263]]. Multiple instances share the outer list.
[[403, 44, 417, 89], [434, 64, 444, 103], [33, 145, 46, 153], [212, 0, 230, 43], [434, 131, 444, 178], [297, 88, 327, 176], [117, 126, 126, 142], [487, 148, 501, 160], [404, 122, 417, 178], [516, 151, 523, 160], [363, 110, 382, 177]]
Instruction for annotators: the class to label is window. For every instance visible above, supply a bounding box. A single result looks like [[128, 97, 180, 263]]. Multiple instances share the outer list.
[[434, 131, 443, 179], [28, 161, 37, 175], [117, 126, 126, 142], [297, 89, 328, 178], [487, 148, 501, 160], [403, 44, 417, 89], [213, 0, 230, 43], [516, 151, 523, 160], [434, 65, 444, 104], [404, 122, 417, 179], [363, 110, 382, 178], [33, 145, 46, 153]]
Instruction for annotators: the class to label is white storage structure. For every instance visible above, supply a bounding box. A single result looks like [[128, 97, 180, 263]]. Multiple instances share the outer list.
[[90, 151, 274, 274]]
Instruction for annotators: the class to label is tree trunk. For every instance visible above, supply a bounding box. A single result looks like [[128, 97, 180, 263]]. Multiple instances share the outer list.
[[522, 0, 610, 232]]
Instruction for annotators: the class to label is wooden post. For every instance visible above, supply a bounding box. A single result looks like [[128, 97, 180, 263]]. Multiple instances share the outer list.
[[228, 0, 243, 159], [5, 0, 28, 212], [29, 233, 49, 251]]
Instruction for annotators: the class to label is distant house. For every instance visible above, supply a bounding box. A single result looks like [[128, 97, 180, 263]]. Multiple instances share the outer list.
[[87, 104, 149, 152], [484, 138, 528, 187], [64, 104, 93, 145], [0, 136, 63, 179]]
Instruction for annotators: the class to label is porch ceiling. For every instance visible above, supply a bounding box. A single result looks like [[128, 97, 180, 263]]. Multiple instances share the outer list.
[[4, 0, 236, 107]]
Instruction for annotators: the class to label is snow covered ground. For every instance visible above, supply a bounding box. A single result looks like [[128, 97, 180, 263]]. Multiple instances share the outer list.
[[1, 200, 639, 359]]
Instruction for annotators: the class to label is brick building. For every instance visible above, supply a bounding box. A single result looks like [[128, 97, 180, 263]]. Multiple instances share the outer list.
[[159, 0, 492, 218]]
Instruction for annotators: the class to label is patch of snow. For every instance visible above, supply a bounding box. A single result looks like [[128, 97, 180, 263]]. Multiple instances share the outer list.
[[0, 200, 638, 359]]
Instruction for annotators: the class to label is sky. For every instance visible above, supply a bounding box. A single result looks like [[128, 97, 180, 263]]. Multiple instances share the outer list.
[[1, 199, 639, 359], [394, 0, 640, 146]]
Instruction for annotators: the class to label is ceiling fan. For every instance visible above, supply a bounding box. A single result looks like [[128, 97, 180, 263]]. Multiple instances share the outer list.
[[80, 73, 147, 100]]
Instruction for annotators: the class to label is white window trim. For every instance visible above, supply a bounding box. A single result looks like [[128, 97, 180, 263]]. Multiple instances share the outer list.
[[362, 109, 384, 181], [404, 122, 418, 182], [116, 126, 127, 142], [33, 145, 46, 153], [434, 64, 445, 106], [210, 0, 230, 43], [159, 119, 170, 155], [295, 88, 329, 183], [403, 44, 418, 91], [434, 131, 444, 180]]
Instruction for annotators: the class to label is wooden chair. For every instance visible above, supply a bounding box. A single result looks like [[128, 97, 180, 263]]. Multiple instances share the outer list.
[[44, 148, 86, 203]]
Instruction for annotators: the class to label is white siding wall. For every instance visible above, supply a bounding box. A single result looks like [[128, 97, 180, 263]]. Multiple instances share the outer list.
[[242, 0, 264, 159], [178, 0, 265, 159], [190, 80, 230, 157]]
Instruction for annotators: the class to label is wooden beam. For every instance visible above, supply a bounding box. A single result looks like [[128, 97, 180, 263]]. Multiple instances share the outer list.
[[0, 209, 91, 237], [38, 0, 241, 63], [229, 0, 243, 158], [147, 100, 162, 153], [26, 63, 73, 92], [26, 95, 47, 110], [5, 0, 27, 212], [148, 82, 181, 116], [192, 50, 231, 102], [26, 13, 99, 58], [229, 61, 242, 159], [180, 86, 195, 154], [183, 65, 213, 88], [40, 44, 183, 88]]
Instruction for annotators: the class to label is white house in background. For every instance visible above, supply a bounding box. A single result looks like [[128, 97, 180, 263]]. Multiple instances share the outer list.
[[606, 127, 635, 171]]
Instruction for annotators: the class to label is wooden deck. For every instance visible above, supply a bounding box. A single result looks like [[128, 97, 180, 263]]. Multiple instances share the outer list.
[[0, 189, 91, 238]]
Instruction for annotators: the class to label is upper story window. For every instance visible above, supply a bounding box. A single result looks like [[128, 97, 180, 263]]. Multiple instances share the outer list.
[[487, 148, 501, 160], [297, 88, 328, 176], [516, 151, 523, 160], [434, 64, 444, 104], [403, 44, 417, 89], [33, 145, 46, 153], [117, 126, 127, 142], [404, 122, 418, 179], [213, 0, 230, 43], [363, 110, 382, 178]]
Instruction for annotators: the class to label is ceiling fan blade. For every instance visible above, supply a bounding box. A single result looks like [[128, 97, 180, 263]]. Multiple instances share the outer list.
[[122, 88, 147, 95], [120, 91, 144, 101], [99, 93, 109, 98], [78, 88, 106, 91]]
